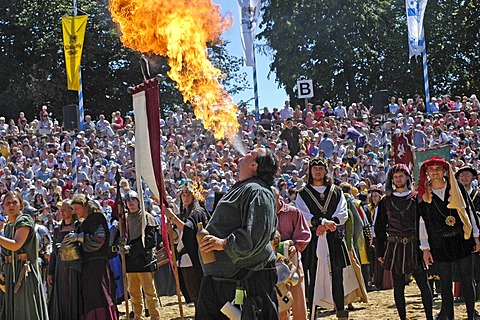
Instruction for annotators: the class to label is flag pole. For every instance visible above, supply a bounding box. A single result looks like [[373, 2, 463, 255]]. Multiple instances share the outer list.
[[129, 78, 184, 319], [253, 49, 260, 121], [73, 0, 84, 131], [71, 0, 80, 189], [237, 0, 261, 120], [115, 171, 130, 318], [422, 44, 430, 111], [166, 221, 184, 319]]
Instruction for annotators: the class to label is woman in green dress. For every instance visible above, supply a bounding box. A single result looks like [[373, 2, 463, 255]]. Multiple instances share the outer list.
[[0, 191, 48, 320]]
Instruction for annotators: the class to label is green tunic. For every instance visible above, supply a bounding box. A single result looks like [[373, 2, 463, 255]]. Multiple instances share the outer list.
[[203, 178, 277, 278], [2, 214, 49, 320]]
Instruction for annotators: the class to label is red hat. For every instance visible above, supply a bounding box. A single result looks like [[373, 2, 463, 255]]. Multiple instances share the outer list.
[[417, 156, 450, 199], [418, 157, 472, 239]]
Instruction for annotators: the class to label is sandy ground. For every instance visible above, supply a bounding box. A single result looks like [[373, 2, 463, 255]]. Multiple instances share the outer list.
[[118, 282, 480, 319]]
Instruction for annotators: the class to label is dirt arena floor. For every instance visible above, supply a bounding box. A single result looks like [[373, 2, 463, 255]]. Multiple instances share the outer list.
[[118, 281, 480, 319]]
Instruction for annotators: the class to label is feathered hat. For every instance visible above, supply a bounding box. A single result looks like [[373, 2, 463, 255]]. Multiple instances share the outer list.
[[418, 156, 472, 240], [385, 163, 412, 196]]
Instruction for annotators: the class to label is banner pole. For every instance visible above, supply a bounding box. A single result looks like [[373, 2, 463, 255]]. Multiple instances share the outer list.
[[253, 50, 260, 121], [73, 0, 84, 131], [422, 45, 430, 111], [115, 172, 130, 318]]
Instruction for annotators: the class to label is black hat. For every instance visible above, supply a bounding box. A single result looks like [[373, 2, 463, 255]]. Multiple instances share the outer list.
[[309, 157, 327, 168], [307, 157, 327, 184], [455, 166, 478, 179]]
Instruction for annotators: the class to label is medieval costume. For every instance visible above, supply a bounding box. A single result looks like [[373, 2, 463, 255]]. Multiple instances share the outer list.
[[418, 157, 480, 320], [71, 206, 118, 319], [275, 194, 311, 319], [48, 219, 82, 319], [80, 212, 117, 320], [296, 158, 350, 319], [2, 214, 49, 320], [172, 181, 209, 307], [369, 189, 394, 291], [455, 166, 480, 298], [124, 190, 161, 320], [196, 148, 279, 320], [342, 189, 368, 307], [374, 164, 432, 320]]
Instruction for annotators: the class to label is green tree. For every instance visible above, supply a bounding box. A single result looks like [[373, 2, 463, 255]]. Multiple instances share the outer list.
[[259, 0, 480, 106], [423, 0, 480, 96]]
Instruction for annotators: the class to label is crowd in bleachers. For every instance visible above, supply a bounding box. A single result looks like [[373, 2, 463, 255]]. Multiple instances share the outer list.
[[0, 92, 480, 318]]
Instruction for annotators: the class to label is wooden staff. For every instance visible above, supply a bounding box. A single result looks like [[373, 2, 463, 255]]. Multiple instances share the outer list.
[[166, 218, 184, 319], [115, 171, 130, 318]]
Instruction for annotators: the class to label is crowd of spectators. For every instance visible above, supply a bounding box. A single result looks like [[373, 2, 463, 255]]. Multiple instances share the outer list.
[[0, 93, 480, 222]]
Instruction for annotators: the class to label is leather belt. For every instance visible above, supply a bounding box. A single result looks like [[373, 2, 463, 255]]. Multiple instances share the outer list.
[[3, 253, 28, 263], [387, 236, 415, 244]]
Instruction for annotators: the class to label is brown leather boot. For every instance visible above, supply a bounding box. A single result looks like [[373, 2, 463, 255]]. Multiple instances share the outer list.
[[336, 310, 349, 320]]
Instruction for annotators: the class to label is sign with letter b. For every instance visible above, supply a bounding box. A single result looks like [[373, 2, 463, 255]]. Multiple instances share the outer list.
[[297, 79, 314, 99]]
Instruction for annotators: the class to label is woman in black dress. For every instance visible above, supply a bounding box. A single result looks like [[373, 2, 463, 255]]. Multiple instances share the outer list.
[[63, 194, 118, 320]]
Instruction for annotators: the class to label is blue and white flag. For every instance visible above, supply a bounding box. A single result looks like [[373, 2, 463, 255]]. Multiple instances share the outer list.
[[237, 0, 261, 66], [406, 0, 428, 59]]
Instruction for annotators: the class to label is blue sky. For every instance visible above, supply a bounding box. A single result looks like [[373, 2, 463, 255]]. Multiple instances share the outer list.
[[215, 0, 289, 111]]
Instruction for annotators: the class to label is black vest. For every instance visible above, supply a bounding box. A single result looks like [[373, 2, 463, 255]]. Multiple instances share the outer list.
[[298, 184, 343, 223]]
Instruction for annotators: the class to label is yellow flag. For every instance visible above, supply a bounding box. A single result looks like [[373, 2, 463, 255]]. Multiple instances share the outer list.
[[62, 15, 88, 91]]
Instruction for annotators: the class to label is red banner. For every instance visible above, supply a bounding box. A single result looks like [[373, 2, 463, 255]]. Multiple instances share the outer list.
[[393, 131, 414, 168]]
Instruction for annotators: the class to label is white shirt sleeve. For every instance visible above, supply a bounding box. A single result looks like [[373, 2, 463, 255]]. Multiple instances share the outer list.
[[333, 191, 348, 225], [371, 206, 378, 238], [296, 193, 313, 226], [419, 217, 430, 250], [468, 206, 480, 237]]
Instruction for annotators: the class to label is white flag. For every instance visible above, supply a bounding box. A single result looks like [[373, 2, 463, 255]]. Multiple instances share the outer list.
[[237, 0, 261, 67], [406, 0, 428, 59]]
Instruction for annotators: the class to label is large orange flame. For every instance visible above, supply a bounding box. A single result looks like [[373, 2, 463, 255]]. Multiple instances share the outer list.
[[109, 0, 239, 140]]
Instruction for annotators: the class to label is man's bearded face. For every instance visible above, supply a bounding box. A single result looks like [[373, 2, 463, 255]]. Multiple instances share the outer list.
[[392, 171, 408, 189]]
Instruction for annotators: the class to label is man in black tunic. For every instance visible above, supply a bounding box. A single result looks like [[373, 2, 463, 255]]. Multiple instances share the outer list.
[[374, 164, 432, 320], [296, 158, 350, 319], [455, 166, 480, 300], [418, 157, 480, 320]]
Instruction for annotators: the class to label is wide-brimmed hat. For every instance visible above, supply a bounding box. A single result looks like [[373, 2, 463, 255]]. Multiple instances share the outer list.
[[455, 166, 478, 179]]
